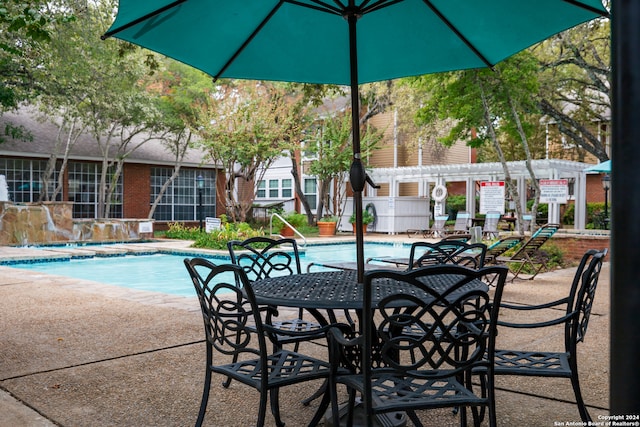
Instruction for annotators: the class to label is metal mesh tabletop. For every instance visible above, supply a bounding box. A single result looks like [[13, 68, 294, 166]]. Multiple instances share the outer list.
[[251, 270, 487, 310]]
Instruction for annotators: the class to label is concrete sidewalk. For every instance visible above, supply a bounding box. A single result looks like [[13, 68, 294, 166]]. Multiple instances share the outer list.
[[0, 239, 610, 426]]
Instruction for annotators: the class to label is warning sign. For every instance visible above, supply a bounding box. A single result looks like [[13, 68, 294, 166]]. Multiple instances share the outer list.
[[539, 179, 568, 204], [479, 181, 505, 214]]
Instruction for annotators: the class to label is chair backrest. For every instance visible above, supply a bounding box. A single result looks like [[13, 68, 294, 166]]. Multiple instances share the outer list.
[[520, 214, 533, 232], [408, 240, 488, 269], [360, 265, 508, 414], [227, 237, 301, 281], [483, 211, 501, 232], [432, 215, 449, 231], [485, 236, 524, 261], [509, 223, 559, 261], [453, 211, 470, 232], [184, 258, 269, 363], [568, 249, 607, 345]]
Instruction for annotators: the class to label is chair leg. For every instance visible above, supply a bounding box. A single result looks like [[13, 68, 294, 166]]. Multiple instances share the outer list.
[[570, 368, 592, 422], [308, 385, 332, 427], [195, 367, 212, 427], [270, 387, 285, 427]]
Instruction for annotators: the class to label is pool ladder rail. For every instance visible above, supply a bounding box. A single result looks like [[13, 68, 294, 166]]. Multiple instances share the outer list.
[[269, 213, 307, 247]]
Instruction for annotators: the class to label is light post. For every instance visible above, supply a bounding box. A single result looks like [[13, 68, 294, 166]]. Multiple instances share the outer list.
[[602, 173, 610, 229], [196, 174, 204, 231]]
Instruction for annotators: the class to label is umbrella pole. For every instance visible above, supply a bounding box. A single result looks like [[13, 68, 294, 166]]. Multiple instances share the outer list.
[[346, 11, 365, 283]]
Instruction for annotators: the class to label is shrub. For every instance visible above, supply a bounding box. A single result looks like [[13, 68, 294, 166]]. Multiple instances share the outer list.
[[164, 221, 266, 250]]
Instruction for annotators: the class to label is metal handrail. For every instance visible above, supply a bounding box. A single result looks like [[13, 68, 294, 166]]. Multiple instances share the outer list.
[[269, 213, 307, 247]]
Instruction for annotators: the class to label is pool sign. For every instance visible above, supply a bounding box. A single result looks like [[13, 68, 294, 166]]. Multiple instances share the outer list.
[[205, 217, 222, 233], [479, 181, 505, 214], [539, 179, 568, 204]]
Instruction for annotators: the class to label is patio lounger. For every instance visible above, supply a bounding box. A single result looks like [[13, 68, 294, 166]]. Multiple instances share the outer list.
[[406, 214, 450, 239], [495, 223, 560, 280], [482, 211, 501, 239], [484, 236, 524, 264], [449, 211, 470, 234]]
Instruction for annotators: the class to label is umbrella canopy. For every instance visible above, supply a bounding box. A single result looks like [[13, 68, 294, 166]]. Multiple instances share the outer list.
[[584, 159, 611, 173], [103, 0, 608, 282]]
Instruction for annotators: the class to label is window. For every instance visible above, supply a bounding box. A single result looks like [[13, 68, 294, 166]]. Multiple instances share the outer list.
[[269, 179, 279, 198], [68, 162, 123, 219], [150, 168, 216, 221], [282, 179, 292, 198], [256, 180, 266, 198], [304, 178, 317, 210], [0, 158, 61, 203]]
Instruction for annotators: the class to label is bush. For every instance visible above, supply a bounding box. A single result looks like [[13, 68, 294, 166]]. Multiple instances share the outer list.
[[164, 221, 266, 250]]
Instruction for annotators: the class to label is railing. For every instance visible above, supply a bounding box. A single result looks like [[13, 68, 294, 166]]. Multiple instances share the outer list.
[[269, 213, 307, 247]]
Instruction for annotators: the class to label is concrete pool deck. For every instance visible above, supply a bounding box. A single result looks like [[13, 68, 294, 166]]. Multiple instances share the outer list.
[[0, 236, 611, 426]]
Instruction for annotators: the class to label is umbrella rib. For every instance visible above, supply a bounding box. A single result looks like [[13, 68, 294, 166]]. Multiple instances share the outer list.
[[421, 0, 493, 69], [563, 0, 610, 18], [296, 0, 345, 15], [360, 0, 405, 15], [213, 2, 285, 81], [101, 0, 187, 40]]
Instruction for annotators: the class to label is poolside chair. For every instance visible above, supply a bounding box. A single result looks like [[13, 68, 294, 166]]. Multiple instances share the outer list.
[[327, 265, 509, 427], [494, 223, 560, 280], [482, 211, 501, 239], [408, 240, 488, 269], [484, 236, 524, 264], [449, 210, 471, 234], [227, 237, 325, 351], [494, 249, 607, 422], [520, 214, 533, 232], [406, 214, 448, 239], [184, 258, 339, 427]]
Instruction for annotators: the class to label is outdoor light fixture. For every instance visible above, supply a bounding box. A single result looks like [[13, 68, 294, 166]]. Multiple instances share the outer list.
[[602, 174, 610, 230], [196, 174, 204, 231]]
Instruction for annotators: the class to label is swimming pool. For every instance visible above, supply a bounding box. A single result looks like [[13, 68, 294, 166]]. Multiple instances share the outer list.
[[7, 242, 410, 297]]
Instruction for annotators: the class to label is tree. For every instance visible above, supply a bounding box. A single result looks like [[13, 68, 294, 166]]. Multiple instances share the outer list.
[[411, 52, 544, 233], [147, 61, 212, 219], [535, 18, 611, 161], [0, 1, 73, 110], [307, 110, 382, 221], [196, 81, 297, 222], [34, 0, 165, 218]]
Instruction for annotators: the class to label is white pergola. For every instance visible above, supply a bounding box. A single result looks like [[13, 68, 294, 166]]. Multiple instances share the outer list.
[[363, 159, 593, 232]]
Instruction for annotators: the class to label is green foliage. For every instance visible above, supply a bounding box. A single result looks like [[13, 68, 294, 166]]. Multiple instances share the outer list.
[[318, 215, 339, 222], [561, 202, 608, 229], [164, 221, 265, 250], [272, 211, 307, 231], [445, 195, 467, 217], [349, 210, 375, 225]]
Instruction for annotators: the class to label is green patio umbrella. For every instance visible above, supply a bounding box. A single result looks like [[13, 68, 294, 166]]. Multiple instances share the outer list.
[[103, 0, 608, 282]]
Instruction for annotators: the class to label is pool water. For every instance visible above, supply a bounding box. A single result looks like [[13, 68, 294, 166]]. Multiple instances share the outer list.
[[8, 242, 410, 297]]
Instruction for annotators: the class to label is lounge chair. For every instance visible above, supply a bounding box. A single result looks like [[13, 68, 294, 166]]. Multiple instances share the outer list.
[[449, 210, 470, 235], [406, 214, 449, 238], [484, 236, 524, 264], [482, 211, 501, 239], [495, 223, 560, 280]]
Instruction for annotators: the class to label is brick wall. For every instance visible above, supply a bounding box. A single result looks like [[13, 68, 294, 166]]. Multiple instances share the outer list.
[[123, 163, 150, 219], [550, 234, 610, 263]]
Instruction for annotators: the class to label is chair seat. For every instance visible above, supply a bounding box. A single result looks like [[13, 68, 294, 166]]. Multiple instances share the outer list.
[[271, 318, 326, 344], [338, 370, 489, 412], [494, 349, 572, 377], [213, 349, 332, 388]]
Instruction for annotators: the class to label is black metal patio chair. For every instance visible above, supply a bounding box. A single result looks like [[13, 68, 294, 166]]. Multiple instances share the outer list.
[[227, 237, 326, 350], [327, 265, 509, 427], [408, 240, 488, 270], [493, 248, 607, 422], [184, 258, 340, 427]]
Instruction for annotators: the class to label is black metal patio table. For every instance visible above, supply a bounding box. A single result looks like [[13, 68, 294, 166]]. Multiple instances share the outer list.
[[251, 269, 488, 318]]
